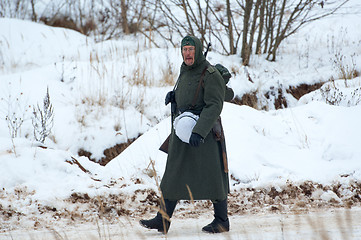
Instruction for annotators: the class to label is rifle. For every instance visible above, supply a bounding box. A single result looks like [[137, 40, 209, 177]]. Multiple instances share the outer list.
[[204, 42, 211, 58]]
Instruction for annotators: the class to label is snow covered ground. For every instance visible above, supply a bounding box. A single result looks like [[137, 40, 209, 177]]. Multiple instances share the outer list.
[[1, 0, 361, 238]]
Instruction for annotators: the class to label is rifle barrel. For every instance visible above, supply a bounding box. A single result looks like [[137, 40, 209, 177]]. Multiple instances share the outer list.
[[204, 42, 212, 58]]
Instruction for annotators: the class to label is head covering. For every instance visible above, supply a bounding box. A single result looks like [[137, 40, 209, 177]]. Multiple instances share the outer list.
[[181, 36, 196, 48], [180, 36, 205, 69]]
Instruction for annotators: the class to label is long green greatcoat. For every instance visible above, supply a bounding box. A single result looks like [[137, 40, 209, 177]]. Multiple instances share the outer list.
[[160, 36, 229, 201]]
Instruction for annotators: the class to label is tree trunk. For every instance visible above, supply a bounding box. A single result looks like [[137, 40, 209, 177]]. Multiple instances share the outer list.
[[30, 0, 37, 21], [241, 0, 253, 65], [266, 0, 277, 55], [267, 0, 286, 61], [249, 0, 261, 54], [263, 0, 270, 54], [226, 0, 235, 54], [121, 0, 130, 34], [256, 0, 266, 54]]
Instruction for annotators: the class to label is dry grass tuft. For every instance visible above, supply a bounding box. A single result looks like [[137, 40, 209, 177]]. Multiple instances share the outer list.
[[127, 63, 153, 87], [332, 52, 359, 87], [231, 92, 259, 109], [160, 65, 177, 87]]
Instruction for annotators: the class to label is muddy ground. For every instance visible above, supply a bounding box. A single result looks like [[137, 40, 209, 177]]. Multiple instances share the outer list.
[[1, 179, 360, 239], [1, 205, 361, 240]]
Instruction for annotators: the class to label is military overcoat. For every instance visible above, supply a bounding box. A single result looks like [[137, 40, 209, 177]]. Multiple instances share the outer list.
[[160, 36, 229, 201]]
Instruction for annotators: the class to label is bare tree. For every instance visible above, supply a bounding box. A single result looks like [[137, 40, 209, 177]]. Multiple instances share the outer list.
[[241, 0, 253, 65], [238, 0, 350, 63], [0, 0, 31, 19], [145, 0, 241, 54], [226, 0, 236, 54], [120, 0, 130, 34], [264, 0, 350, 61], [153, 0, 211, 47], [255, 0, 266, 54], [94, 0, 150, 40], [3, 0, 351, 62], [30, 0, 37, 21], [240, 0, 262, 65], [207, 1, 242, 55]]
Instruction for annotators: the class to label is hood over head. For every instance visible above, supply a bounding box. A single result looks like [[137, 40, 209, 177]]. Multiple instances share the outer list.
[[181, 36, 206, 69]]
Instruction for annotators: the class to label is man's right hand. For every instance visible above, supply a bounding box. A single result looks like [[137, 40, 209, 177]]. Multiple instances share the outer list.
[[189, 133, 203, 147], [165, 91, 175, 105]]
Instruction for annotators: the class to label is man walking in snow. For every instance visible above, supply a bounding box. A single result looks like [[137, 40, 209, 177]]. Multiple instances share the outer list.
[[140, 35, 230, 234]]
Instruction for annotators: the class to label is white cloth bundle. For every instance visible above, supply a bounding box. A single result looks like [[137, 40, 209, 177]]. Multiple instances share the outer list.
[[173, 111, 199, 143]]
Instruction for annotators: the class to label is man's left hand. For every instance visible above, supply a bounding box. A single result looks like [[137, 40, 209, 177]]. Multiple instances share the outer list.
[[189, 133, 203, 147], [165, 91, 175, 105]]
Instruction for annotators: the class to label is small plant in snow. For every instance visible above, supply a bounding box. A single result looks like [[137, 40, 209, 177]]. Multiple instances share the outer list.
[[320, 85, 343, 106], [5, 113, 24, 138], [332, 52, 358, 87], [32, 87, 54, 143], [319, 85, 361, 107], [1, 87, 30, 138], [54, 55, 77, 83]]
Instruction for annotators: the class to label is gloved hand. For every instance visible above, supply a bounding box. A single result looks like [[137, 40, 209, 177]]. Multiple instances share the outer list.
[[165, 91, 175, 105], [189, 133, 203, 147]]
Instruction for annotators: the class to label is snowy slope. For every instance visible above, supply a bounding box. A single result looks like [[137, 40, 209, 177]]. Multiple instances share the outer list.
[[0, 1, 361, 234]]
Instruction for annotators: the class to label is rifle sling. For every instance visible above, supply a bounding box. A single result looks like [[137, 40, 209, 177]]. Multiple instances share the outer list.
[[190, 66, 208, 109]]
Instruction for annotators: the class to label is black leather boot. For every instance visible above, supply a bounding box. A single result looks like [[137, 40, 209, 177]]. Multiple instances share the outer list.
[[202, 198, 229, 233], [140, 199, 177, 234]]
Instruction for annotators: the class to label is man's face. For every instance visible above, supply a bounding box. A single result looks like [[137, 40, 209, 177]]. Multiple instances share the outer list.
[[182, 46, 195, 66]]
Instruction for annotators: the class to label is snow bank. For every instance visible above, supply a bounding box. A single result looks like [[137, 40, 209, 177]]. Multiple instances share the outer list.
[[0, 18, 92, 72]]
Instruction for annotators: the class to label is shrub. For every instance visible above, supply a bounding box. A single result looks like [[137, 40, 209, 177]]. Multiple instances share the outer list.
[[32, 87, 54, 143]]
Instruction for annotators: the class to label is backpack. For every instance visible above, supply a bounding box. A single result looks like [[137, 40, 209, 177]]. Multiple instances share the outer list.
[[213, 63, 234, 102], [203, 43, 234, 102]]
